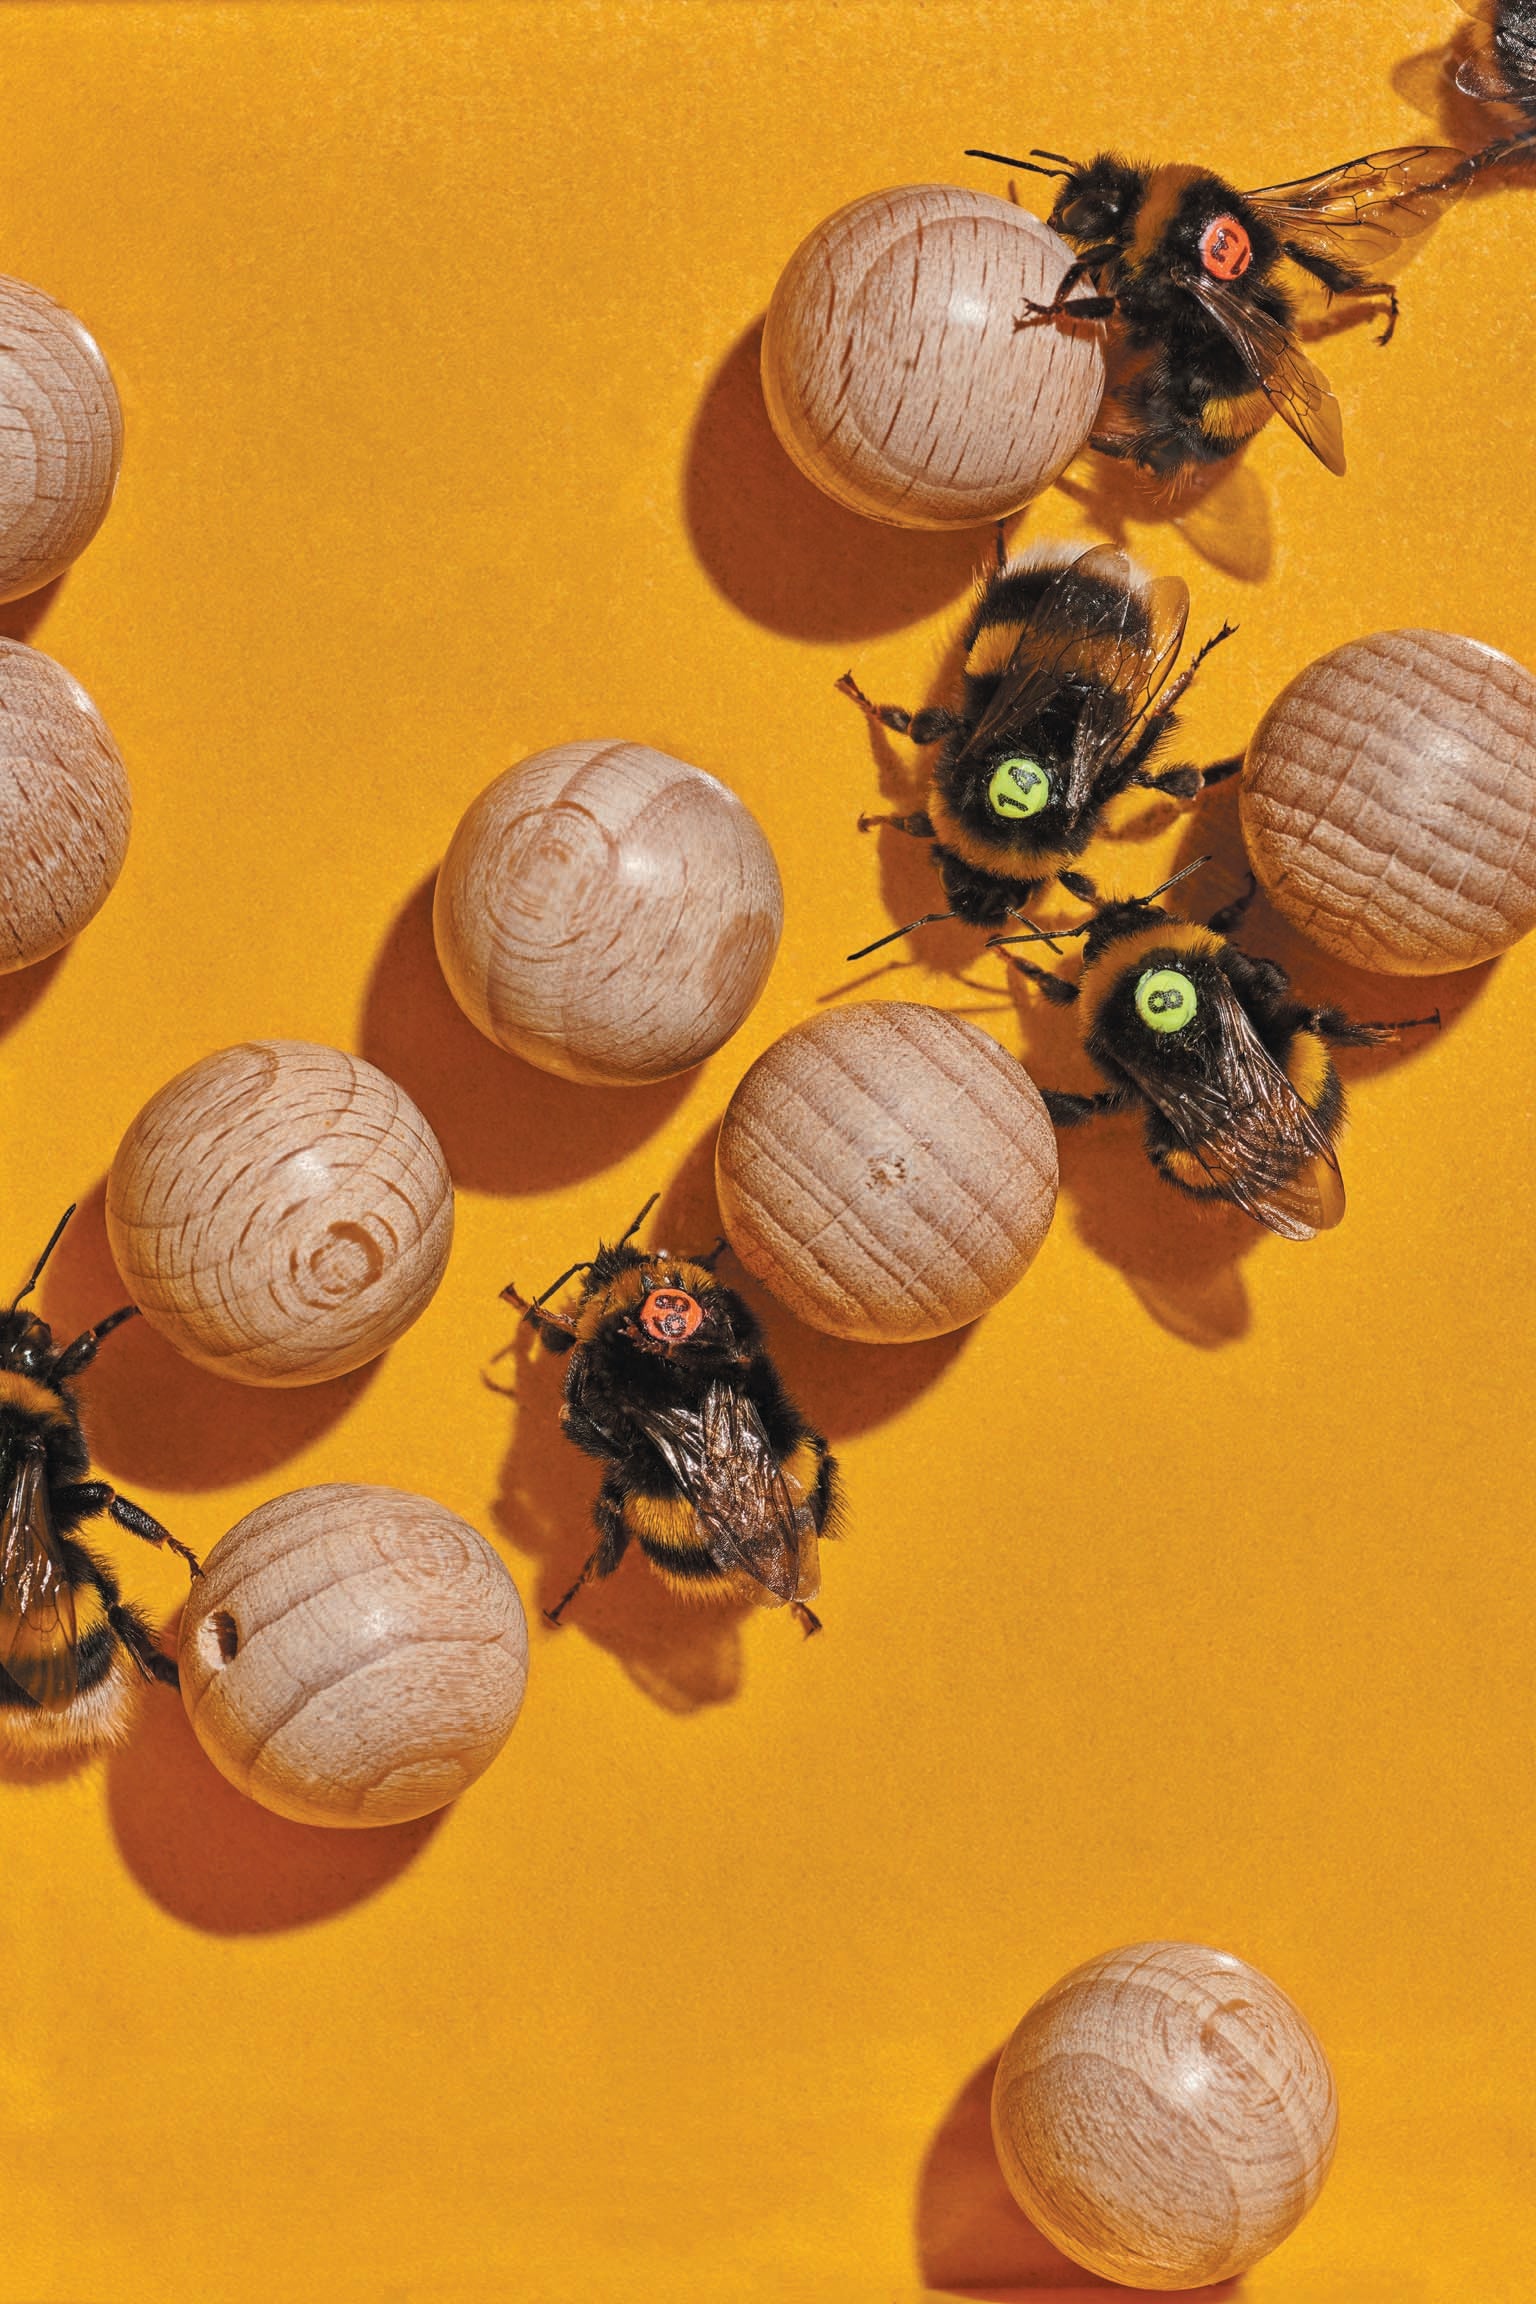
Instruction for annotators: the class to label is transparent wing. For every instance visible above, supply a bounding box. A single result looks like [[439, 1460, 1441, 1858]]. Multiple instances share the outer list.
[[1111, 975, 1346, 1240], [631, 1385, 811, 1605], [1246, 145, 1466, 266], [1171, 267, 1346, 474], [958, 547, 1191, 814], [0, 1446, 79, 1709]]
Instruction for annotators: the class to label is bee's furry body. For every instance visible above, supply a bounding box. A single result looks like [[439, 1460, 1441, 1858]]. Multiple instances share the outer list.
[[0, 1223, 199, 1758], [510, 1215, 837, 1627]]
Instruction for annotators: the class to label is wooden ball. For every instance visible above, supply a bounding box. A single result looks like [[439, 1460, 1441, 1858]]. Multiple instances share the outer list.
[[179, 1485, 529, 1827], [0, 275, 122, 600], [1242, 629, 1536, 973], [992, 1942, 1338, 2291], [0, 639, 130, 971], [107, 1041, 453, 1385], [433, 740, 783, 1084], [760, 185, 1104, 529], [715, 1002, 1057, 1342]]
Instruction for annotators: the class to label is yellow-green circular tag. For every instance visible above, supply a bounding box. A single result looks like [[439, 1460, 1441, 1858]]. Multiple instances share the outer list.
[[987, 757, 1050, 820], [1135, 966, 1197, 1033]]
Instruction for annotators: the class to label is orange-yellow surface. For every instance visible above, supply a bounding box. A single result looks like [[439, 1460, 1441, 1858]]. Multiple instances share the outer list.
[[0, 5, 1531, 2301]]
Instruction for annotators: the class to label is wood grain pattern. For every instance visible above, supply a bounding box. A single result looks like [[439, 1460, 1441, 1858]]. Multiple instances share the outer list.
[[760, 184, 1104, 530], [0, 637, 130, 971], [0, 273, 122, 601], [714, 1002, 1057, 1342], [433, 740, 784, 1086], [1242, 629, 1536, 974], [106, 1041, 454, 1385], [991, 1941, 1338, 2291], [178, 1484, 529, 1828]]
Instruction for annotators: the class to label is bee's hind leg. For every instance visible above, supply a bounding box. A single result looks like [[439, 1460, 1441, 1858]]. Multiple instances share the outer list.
[[59, 1481, 202, 1579]]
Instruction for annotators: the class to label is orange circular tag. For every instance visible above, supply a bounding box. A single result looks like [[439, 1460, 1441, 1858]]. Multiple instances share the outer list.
[[1199, 215, 1251, 281], [639, 1287, 703, 1343]]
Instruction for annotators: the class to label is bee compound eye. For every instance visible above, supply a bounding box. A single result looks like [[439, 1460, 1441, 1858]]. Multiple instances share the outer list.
[[988, 757, 1052, 820], [1199, 214, 1252, 281], [639, 1288, 704, 1343], [1134, 967, 1199, 1033]]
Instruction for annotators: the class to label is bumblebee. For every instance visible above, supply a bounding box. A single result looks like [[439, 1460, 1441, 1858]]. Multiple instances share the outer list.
[[1453, 0, 1536, 169], [841, 539, 1238, 961], [504, 1199, 837, 1633], [968, 142, 1464, 476], [993, 864, 1438, 1239], [0, 1208, 201, 1759]]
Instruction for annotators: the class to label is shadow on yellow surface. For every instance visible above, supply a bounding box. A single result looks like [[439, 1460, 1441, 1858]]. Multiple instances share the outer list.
[[38, 1177, 378, 1491], [0, 942, 66, 1039], [107, 1641, 443, 1933], [360, 874, 692, 1195], [914, 2047, 1241, 2302], [685, 318, 999, 642], [0, 567, 64, 641]]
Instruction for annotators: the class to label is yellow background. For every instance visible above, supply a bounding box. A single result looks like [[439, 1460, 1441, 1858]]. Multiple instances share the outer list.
[[0, 4, 1531, 2300]]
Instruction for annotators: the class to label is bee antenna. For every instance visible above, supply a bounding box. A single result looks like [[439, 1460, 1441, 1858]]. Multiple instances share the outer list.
[[965, 146, 1073, 181], [1134, 854, 1213, 909], [531, 1258, 595, 1311], [988, 922, 1092, 949], [13, 1204, 75, 1310], [846, 911, 958, 962], [615, 1193, 661, 1250]]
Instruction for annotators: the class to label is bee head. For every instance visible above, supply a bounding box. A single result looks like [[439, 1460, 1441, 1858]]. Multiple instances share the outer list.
[[0, 1309, 55, 1376], [1047, 154, 1144, 249]]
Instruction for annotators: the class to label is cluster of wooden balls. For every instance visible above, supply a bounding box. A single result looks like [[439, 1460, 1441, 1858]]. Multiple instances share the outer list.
[[3, 144, 1529, 2290]]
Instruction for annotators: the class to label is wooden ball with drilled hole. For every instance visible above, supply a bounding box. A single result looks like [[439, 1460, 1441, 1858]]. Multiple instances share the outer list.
[[433, 740, 783, 1084], [1242, 629, 1536, 973], [992, 1942, 1338, 2291], [760, 184, 1104, 529], [0, 275, 122, 601], [106, 1041, 454, 1385], [0, 640, 130, 971], [715, 1002, 1057, 1342], [178, 1485, 529, 1827]]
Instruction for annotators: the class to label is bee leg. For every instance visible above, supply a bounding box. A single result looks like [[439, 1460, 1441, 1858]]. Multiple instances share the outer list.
[[993, 520, 1008, 572], [1308, 1004, 1441, 1047], [546, 1482, 629, 1626], [106, 1595, 179, 1688], [1206, 874, 1259, 938], [50, 1303, 139, 1382], [856, 810, 935, 837], [500, 1288, 579, 1353], [1057, 869, 1098, 902], [791, 1603, 823, 1638], [1016, 261, 1116, 325], [60, 1482, 203, 1578], [1040, 1088, 1129, 1126], [696, 1237, 730, 1271], [998, 950, 1080, 1005]]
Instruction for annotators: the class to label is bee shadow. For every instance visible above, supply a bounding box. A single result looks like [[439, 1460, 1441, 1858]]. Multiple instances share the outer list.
[[37, 1177, 378, 1493], [683, 318, 999, 644], [359, 873, 692, 1196], [1392, 34, 1533, 192], [1055, 452, 1272, 586], [106, 1646, 444, 1935], [913, 2047, 1241, 2301]]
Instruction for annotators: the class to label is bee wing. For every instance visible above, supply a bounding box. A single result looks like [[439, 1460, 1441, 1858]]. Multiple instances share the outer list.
[[958, 547, 1190, 814], [1170, 267, 1346, 475], [1245, 145, 1466, 265], [0, 1445, 79, 1708], [1111, 974, 1347, 1241], [631, 1385, 809, 1605]]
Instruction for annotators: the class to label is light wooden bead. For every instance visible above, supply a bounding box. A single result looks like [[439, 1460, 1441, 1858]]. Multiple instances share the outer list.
[[715, 1002, 1057, 1342], [0, 275, 122, 600], [1242, 629, 1536, 973], [0, 639, 130, 971], [760, 185, 1104, 530], [992, 1942, 1338, 2291], [178, 1485, 529, 1828], [433, 740, 783, 1086], [107, 1041, 453, 1386]]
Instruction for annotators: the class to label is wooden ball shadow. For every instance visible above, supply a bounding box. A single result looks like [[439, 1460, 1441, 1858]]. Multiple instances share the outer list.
[[0, 944, 66, 1041], [683, 318, 999, 643], [359, 873, 692, 1196], [914, 2047, 1240, 2303], [106, 1622, 443, 1935], [0, 571, 65, 642], [37, 1177, 377, 1492]]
